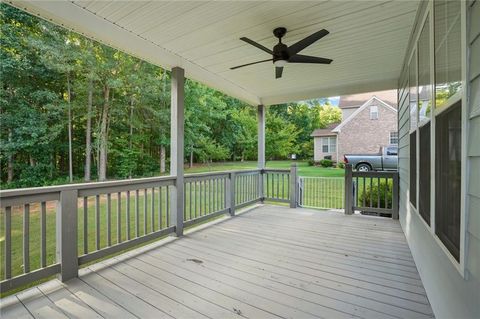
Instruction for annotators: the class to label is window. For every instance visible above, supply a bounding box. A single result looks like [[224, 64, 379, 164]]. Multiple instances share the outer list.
[[419, 123, 431, 225], [435, 0, 462, 108], [370, 105, 379, 120], [321, 137, 336, 153], [418, 16, 432, 123], [409, 51, 418, 131], [410, 132, 417, 207], [386, 146, 398, 156], [435, 101, 462, 261], [389, 131, 399, 145]]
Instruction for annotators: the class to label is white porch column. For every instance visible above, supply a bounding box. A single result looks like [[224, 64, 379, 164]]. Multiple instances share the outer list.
[[170, 67, 185, 237], [257, 105, 265, 169], [257, 105, 265, 202]]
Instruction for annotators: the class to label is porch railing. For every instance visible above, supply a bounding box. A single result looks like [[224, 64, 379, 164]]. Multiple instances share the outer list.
[[344, 164, 399, 219], [0, 165, 298, 293]]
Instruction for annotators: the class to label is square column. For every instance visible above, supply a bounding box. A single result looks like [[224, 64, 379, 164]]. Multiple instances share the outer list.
[[170, 67, 185, 236], [257, 105, 265, 169]]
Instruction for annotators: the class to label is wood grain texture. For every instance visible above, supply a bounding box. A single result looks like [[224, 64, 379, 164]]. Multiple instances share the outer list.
[[0, 205, 434, 319]]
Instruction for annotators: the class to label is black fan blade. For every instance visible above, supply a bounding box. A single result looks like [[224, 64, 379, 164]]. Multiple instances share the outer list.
[[240, 37, 273, 55], [287, 29, 329, 55], [230, 59, 272, 70], [289, 54, 332, 64], [275, 66, 283, 79]]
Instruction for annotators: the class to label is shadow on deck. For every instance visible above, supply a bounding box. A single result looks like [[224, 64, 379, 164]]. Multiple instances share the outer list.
[[0, 205, 434, 319]]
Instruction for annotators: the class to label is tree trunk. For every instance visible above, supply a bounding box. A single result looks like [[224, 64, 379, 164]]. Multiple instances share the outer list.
[[67, 73, 73, 182], [98, 85, 110, 181], [160, 145, 166, 173], [189, 149, 194, 168], [129, 96, 134, 178], [84, 78, 93, 181], [7, 131, 13, 182]]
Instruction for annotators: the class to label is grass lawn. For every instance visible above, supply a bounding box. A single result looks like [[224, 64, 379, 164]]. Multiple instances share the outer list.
[[0, 160, 345, 295], [185, 160, 345, 177]]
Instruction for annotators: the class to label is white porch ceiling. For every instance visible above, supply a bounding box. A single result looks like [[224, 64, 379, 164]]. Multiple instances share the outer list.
[[9, 0, 420, 105]]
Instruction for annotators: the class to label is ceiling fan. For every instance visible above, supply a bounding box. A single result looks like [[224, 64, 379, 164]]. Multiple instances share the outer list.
[[231, 27, 332, 79]]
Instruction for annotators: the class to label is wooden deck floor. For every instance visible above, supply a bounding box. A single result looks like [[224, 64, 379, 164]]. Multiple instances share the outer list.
[[0, 205, 434, 319]]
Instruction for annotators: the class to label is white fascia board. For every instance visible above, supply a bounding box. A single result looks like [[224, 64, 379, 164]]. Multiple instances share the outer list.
[[261, 78, 399, 105], [10, 0, 261, 106]]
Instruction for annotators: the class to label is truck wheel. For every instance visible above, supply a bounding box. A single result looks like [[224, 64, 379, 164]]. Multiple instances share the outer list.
[[356, 163, 371, 172]]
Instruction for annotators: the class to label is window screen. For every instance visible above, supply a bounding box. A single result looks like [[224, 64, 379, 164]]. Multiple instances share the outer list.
[[410, 132, 417, 207], [419, 123, 431, 225], [435, 101, 461, 261]]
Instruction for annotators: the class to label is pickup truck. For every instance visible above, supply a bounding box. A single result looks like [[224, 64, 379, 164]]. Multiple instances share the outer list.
[[344, 146, 398, 171]]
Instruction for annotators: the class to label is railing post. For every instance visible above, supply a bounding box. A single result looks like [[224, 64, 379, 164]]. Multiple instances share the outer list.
[[392, 172, 399, 220], [228, 172, 236, 216], [289, 163, 298, 208], [344, 164, 354, 215], [259, 170, 264, 202], [56, 189, 78, 282]]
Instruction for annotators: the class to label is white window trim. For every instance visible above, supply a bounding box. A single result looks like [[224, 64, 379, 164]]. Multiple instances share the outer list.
[[370, 105, 379, 120], [390, 131, 399, 144], [320, 136, 336, 153], [405, 0, 467, 278]]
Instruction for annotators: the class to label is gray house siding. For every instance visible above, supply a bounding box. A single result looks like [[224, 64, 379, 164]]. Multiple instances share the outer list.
[[397, 1, 480, 318], [466, 0, 480, 304]]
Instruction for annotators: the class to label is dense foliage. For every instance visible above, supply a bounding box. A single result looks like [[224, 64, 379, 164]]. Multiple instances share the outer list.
[[0, 5, 340, 188]]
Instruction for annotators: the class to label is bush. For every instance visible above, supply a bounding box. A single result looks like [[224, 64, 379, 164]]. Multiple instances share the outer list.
[[307, 159, 316, 166], [319, 159, 333, 167], [337, 162, 345, 169], [358, 179, 393, 209]]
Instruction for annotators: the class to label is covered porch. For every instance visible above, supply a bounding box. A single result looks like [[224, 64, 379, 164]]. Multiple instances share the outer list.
[[1, 204, 434, 319]]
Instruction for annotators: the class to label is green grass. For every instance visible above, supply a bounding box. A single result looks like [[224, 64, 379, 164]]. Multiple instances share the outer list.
[[185, 160, 345, 177], [0, 160, 345, 295]]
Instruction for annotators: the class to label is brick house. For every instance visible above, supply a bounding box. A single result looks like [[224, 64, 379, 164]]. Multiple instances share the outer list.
[[311, 90, 398, 163]]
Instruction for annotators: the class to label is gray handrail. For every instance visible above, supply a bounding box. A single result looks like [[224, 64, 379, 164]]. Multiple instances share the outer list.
[[0, 165, 298, 294]]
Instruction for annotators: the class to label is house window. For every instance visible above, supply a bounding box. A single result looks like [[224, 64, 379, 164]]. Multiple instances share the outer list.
[[389, 131, 399, 145], [419, 123, 431, 225], [434, 0, 462, 108], [370, 105, 378, 120], [418, 16, 432, 123], [410, 132, 416, 208], [435, 101, 462, 261], [409, 50, 418, 131], [321, 137, 336, 153]]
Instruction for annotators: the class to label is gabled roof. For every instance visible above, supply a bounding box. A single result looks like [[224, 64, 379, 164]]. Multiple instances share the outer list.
[[338, 90, 398, 109], [332, 96, 397, 132], [310, 123, 340, 137]]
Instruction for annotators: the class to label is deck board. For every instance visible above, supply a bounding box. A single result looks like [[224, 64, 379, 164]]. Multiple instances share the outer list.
[[0, 205, 435, 318]]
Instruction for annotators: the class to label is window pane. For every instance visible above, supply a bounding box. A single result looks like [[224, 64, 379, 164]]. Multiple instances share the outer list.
[[330, 137, 337, 152], [419, 123, 431, 225], [409, 52, 418, 130], [435, 0, 462, 107], [418, 16, 432, 122], [390, 131, 399, 144], [370, 105, 378, 120], [410, 132, 417, 207], [435, 101, 461, 261]]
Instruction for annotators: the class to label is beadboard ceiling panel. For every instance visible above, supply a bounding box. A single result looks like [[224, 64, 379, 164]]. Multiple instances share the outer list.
[[8, 0, 420, 105]]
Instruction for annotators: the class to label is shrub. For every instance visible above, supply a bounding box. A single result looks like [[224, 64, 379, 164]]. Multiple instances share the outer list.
[[307, 159, 316, 166], [337, 162, 345, 169], [319, 159, 333, 167], [358, 179, 393, 209]]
